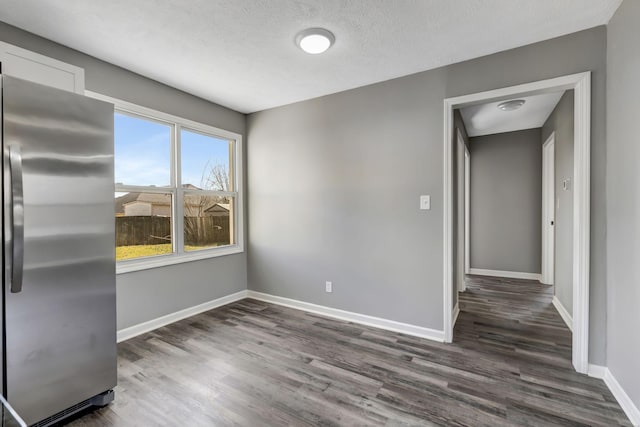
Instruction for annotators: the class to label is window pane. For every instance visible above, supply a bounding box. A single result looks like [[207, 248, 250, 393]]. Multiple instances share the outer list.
[[115, 113, 171, 187], [183, 194, 234, 251], [181, 130, 232, 191], [115, 192, 173, 260]]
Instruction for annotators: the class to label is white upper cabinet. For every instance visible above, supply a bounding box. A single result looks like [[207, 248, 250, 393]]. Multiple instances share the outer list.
[[0, 42, 84, 94]]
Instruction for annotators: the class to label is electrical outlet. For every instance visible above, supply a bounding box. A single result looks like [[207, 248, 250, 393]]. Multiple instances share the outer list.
[[325, 281, 332, 293]]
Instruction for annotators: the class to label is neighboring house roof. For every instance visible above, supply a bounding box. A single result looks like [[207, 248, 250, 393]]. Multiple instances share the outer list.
[[133, 193, 171, 205], [115, 192, 140, 215], [115, 188, 227, 214], [205, 203, 230, 213]]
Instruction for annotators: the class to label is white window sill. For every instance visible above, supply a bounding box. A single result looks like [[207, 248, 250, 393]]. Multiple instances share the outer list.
[[116, 244, 243, 274]]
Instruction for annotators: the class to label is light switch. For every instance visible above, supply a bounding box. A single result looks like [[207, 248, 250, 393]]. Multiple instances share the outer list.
[[420, 195, 431, 210]]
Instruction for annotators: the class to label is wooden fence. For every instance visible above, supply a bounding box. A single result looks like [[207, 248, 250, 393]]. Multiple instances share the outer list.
[[184, 216, 231, 246], [116, 216, 230, 247]]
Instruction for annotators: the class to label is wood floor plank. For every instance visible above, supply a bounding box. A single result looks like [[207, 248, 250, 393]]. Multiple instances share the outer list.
[[66, 275, 632, 426]]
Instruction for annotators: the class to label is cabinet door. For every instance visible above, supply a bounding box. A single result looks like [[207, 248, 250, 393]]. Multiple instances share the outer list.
[[0, 41, 84, 94]]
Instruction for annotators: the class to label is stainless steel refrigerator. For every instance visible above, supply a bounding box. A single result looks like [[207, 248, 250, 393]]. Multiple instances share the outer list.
[[1, 75, 116, 426]]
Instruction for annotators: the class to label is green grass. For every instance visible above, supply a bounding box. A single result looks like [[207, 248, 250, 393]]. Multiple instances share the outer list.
[[116, 243, 222, 261]]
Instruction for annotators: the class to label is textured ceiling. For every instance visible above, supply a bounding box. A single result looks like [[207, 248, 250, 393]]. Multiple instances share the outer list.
[[459, 92, 565, 137], [0, 1, 622, 113]]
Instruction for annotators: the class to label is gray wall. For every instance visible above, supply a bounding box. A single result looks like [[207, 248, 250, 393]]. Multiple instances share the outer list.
[[248, 26, 607, 363], [248, 73, 447, 330], [0, 21, 248, 330], [469, 129, 542, 274], [542, 91, 574, 315], [606, 0, 640, 409]]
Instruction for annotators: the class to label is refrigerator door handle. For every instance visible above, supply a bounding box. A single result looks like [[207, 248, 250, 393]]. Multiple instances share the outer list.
[[8, 144, 24, 293]]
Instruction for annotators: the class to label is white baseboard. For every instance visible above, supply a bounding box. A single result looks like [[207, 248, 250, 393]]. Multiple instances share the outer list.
[[587, 364, 607, 379], [453, 303, 460, 327], [552, 296, 573, 332], [468, 268, 541, 281], [603, 368, 640, 426], [588, 364, 640, 426], [117, 289, 446, 344], [117, 290, 248, 342], [246, 291, 445, 342]]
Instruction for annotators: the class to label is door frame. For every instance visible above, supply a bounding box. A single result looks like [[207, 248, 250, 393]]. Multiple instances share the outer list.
[[442, 72, 591, 374], [542, 133, 556, 285]]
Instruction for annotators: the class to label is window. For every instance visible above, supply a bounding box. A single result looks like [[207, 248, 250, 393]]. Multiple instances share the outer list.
[[105, 96, 243, 273]]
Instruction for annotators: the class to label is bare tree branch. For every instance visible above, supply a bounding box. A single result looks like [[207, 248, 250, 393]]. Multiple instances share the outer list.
[[204, 163, 229, 191], [184, 163, 230, 245]]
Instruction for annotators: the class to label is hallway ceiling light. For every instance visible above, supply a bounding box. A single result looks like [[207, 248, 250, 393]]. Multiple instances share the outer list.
[[497, 99, 526, 111], [296, 28, 335, 54]]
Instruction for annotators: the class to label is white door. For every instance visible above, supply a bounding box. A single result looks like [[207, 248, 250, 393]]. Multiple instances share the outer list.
[[457, 131, 466, 292], [542, 133, 555, 284], [464, 148, 470, 275]]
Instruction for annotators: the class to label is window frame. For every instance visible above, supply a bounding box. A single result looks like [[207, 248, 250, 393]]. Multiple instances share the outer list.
[[87, 91, 244, 274]]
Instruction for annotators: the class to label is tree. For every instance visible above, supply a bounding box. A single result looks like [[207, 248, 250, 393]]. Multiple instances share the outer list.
[[202, 162, 229, 191], [184, 162, 230, 246]]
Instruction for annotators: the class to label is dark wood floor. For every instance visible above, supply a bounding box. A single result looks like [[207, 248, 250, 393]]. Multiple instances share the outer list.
[[68, 276, 631, 426]]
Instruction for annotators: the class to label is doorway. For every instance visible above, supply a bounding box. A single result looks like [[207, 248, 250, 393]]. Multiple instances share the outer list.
[[442, 72, 591, 374]]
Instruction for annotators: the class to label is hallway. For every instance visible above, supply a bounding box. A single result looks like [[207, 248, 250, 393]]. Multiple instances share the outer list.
[[456, 275, 628, 425]]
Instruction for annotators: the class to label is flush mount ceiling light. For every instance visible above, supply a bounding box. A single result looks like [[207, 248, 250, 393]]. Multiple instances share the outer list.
[[497, 99, 526, 111], [296, 28, 335, 54]]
